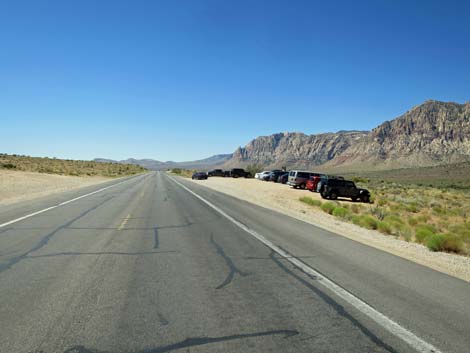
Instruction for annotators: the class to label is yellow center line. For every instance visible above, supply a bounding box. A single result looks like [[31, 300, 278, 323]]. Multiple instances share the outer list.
[[118, 214, 131, 231]]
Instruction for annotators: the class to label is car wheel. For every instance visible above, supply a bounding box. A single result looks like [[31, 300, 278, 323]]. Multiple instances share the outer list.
[[300, 183, 306, 189], [361, 195, 370, 203], [320, 192, 327, 199], [330, 192, 338, 200], [351, 197, 357, 202]]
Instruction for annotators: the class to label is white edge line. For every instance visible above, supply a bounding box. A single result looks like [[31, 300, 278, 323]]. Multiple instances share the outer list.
[[0, 176, 137, 229], [167, 175, 441, 353]]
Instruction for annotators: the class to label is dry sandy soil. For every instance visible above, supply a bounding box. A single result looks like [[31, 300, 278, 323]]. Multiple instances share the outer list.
[[188, 176, 470, 282], [0, 170, 110, 206]]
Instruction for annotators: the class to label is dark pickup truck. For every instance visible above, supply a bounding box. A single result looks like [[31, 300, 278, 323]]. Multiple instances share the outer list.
[[320, 179, 371, 203]]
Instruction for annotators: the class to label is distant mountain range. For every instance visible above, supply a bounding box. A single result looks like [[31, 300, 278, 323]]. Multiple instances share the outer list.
[[94, 154, 232, 171], [96, 100, 470, 172], [224, 100, 470, 171]]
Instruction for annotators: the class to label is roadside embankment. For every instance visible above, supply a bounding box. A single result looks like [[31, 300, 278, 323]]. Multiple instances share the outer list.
[[0, 170, 111, 206], [187, 177, 470, 282]]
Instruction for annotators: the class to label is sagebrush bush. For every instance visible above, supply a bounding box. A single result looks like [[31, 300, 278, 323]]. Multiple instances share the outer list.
[[321, 202, 336, 214], [441, 234, 464, 253]]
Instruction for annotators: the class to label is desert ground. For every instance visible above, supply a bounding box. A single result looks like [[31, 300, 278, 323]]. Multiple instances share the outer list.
[[0, 170, 111, 206]]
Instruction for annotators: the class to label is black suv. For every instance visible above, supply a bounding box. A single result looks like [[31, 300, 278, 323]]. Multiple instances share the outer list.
[[208, 169, 224, 177], [268, 170, 286, 182], [230, 168, 251, 178], [320, 179, 370, 203]]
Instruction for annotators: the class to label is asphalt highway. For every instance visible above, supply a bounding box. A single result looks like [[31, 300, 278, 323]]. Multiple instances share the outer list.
[[0, 172, 468, 353]]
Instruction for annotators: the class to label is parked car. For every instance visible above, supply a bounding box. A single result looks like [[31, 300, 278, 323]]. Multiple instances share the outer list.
[[208, 169, 224, 177], [316, 175, 345, 192], [287, 170, 322, 189], [278, 173, 289, 184], [255, 171, 270, 180], [223, 170, 231, 177], [320, 179, 370, 202], [192, 172, 208, 180], [230, 168, 251, 178], [269, 170, 287, 182], [306, 175, 324, 192]]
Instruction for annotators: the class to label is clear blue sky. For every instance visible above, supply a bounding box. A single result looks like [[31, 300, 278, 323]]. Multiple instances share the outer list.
[[1, 0, 469, 161]]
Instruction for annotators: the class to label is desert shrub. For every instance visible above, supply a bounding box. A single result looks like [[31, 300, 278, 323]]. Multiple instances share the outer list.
[[369, 206, 386, 220], [351, 176, 369, 183], [408, 217, 418, 226], [321, 202, 336, 214], [352, 215, 378, 230], [299, 197, 322, 207], [415, 224, 437, 233], [441, 234, 464, 253], [377, 221, 392, 234], [415, 229, 435, 244], [416, 214, 429, 223], [332, 207, 350, 219], [426, 233, 447, 251], [377, 198, 388, 206], [1, 163, 16, 169]]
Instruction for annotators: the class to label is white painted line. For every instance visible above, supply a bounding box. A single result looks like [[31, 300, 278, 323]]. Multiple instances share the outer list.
[[0, 177, 136, 229], [168, 175, 441, 353]]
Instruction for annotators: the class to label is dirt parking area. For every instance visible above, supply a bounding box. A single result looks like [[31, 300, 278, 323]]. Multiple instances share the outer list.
[[188, 176, 470, 282], [0, 170, 110, 206]]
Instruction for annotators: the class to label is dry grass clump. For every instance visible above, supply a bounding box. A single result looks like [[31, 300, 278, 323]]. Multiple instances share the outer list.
[[0, 154, 146, 177]]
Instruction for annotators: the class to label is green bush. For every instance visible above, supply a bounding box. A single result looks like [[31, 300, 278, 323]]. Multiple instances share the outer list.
[[376, 221, 392, 234], [299, 197, 322, 207], [321, 202, 336, 214], [415, 229, 435, 243], [426, 233, 446, 251], [415, 224, 437, 234], [332, 207, 350, 218]]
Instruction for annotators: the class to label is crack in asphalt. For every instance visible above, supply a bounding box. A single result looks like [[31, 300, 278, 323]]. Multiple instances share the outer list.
[[210, 234, 249, 289], [0, 196, 114, 274], [269, 251, 398, 353], [36, 329, 299, 353]]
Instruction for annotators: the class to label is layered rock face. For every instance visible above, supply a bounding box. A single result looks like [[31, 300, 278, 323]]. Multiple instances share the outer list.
[[226, 100, 470, 170], [328, 100, 470, 169], [227, 131, 368, 169]]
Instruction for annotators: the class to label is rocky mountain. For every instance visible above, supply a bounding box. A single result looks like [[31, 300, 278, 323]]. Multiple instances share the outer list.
[[225, 100, 470, 170], [94, 154, 232, 171], [225, 131, 368, 169], [326, 100, 470, 170]]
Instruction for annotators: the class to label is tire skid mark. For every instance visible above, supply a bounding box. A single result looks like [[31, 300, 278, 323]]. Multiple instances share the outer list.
[[269, 251, 398, 353], [0, 196, 114, 274], [210, 234, 249, 289], [58, 329, 299, 353]]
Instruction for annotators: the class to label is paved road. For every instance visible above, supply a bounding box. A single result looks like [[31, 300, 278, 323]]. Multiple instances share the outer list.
[[0, 172, 468, 353]]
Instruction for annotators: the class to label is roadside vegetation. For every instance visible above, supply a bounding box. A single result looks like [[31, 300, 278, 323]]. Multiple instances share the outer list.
[[300, 180, 470, 256], [169, 168, 194, 178], [0, 154, 146, 177]]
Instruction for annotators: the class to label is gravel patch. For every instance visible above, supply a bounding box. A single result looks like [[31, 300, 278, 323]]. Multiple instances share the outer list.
[[188, 177, 470, 282]]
